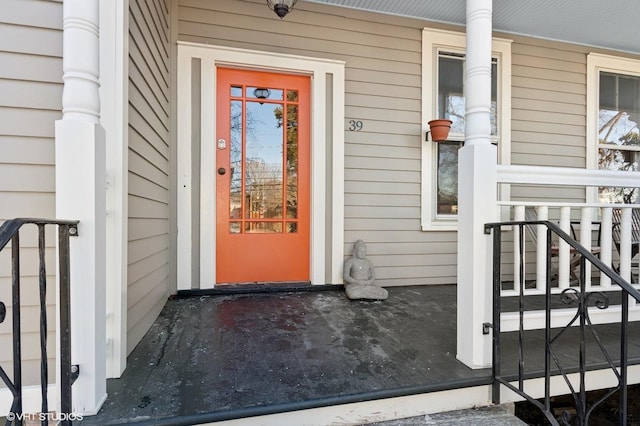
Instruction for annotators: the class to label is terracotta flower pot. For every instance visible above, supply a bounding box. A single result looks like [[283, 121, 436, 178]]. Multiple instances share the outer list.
[[427, 119, 452, 142]]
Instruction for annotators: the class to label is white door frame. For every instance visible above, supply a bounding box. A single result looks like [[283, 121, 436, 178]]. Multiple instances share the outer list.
[[176, 43, 345, 288], [100, 0, 129, 379]]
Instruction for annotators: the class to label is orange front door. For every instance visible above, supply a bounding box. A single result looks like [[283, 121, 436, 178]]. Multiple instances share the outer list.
[[216, 68, 310, 284]]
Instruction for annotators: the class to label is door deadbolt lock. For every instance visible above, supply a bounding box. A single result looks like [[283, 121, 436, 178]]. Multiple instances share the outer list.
[[218, 168, 226, 175], [217, 138, 226, 150]]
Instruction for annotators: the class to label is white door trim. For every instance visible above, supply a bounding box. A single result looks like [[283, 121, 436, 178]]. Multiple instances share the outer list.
[[177, 43, 345, 288], [99, 0, 128, 379]]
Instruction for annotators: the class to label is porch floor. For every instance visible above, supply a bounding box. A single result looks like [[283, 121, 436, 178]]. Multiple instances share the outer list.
[[80, 285, 640, 425]]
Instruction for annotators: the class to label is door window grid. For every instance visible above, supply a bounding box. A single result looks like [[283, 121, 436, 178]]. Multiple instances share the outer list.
[[228, 84, 300, 233]]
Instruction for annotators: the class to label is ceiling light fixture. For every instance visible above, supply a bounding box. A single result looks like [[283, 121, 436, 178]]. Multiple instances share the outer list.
[[267, 0, 298, 19]]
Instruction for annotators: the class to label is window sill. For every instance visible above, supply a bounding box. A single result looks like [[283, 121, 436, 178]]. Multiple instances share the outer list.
[[421, 219, 458, 232]]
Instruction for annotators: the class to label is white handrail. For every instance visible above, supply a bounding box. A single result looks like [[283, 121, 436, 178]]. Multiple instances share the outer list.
[[499, 201, 640, 208], [497, 164, 640, 187]]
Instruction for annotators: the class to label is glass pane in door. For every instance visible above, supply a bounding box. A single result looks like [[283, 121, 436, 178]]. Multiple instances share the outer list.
[[286, 104, 298, 221], [245, 101, 284, 223], [229, 100, 243, 219]]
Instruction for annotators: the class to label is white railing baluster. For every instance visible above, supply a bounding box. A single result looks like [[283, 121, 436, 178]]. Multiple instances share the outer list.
[[621, 208, 632, 283], [514, 205, 525, 293], [558, 207, 571, 289], [580, 207, 593, 290], [536, 206, 549, 292], [600, 207, 613, 288], [635, 240, 639, 285]]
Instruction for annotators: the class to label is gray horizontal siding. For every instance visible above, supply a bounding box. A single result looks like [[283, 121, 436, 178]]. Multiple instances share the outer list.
[[127, 0, 171, 354], [510, 36, 587, 167], [0, 334, 56, 384], [0, 0, 62, 387], [509, 36, 590, 202]]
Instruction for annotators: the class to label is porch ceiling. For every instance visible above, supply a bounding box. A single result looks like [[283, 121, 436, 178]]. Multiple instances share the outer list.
[[304, 0, 640, 55]]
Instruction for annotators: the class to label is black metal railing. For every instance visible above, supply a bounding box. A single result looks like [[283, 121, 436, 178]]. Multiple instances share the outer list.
[[0, 219, 79, 426], [485, 219, 640, 426]]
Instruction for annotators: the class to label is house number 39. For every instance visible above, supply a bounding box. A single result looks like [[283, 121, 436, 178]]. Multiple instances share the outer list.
[[348, 120, 363, 131]]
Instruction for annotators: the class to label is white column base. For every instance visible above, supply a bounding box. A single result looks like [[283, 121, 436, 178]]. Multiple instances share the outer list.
[[456, 143, 497, 369], [55, 120, 107, 414]]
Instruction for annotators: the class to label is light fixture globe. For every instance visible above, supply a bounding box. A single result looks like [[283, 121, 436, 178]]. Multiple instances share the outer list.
[[267, 0, 298, 19], [253, 87, 271, 100]]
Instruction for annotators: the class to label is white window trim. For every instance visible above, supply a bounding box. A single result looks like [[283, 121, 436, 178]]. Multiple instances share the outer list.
[[421, 28, 511, 231], [176, 43, 345, 288], [586, 53, 640, 203]]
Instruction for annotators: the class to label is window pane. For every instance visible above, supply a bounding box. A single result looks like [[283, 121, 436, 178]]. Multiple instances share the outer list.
[[286, 222, 298, 233], [287, 90, 298, 102], [245, 101, 284, 219], [286, 105, 298, 219], [438, 54, 498, 136], [598, 149, 640, 203], [230, 86, 242, 97], [619, 76, 640, 113], [491, 62, 498, 136], [437, 142, 463, 214], [438, 55, 465, 134], [230, 222, 241, 234], [598, 72, 640, 203], [600, 73, 616, 109], [247, 87, 284, 101], [230, 100, 243, 219], [599, 72, 640, 147], [244, 221, 283, 233]]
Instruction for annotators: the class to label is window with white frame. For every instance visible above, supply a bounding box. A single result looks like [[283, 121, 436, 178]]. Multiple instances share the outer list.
[[421, 29, 511, 230], [587, 54, 640, 204]]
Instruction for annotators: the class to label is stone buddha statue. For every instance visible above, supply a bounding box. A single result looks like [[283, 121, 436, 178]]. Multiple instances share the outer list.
[[343, 239, 388, 300]]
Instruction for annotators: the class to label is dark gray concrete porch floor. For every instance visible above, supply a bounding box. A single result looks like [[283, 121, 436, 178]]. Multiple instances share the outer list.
[[82, 285, 493, 425], [80, 285, 640, 425]]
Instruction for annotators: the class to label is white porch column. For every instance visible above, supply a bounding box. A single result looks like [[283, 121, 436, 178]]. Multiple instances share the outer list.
[[55, 0, 107, 414], [457, 0, 496, 368]]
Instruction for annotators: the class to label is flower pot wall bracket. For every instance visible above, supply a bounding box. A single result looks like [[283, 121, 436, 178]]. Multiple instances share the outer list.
[[426, 119, 452, 142]]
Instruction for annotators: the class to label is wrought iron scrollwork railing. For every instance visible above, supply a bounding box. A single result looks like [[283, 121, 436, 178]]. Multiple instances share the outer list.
[[0, 218, 79, 426], [485, 219, 640, 426]]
